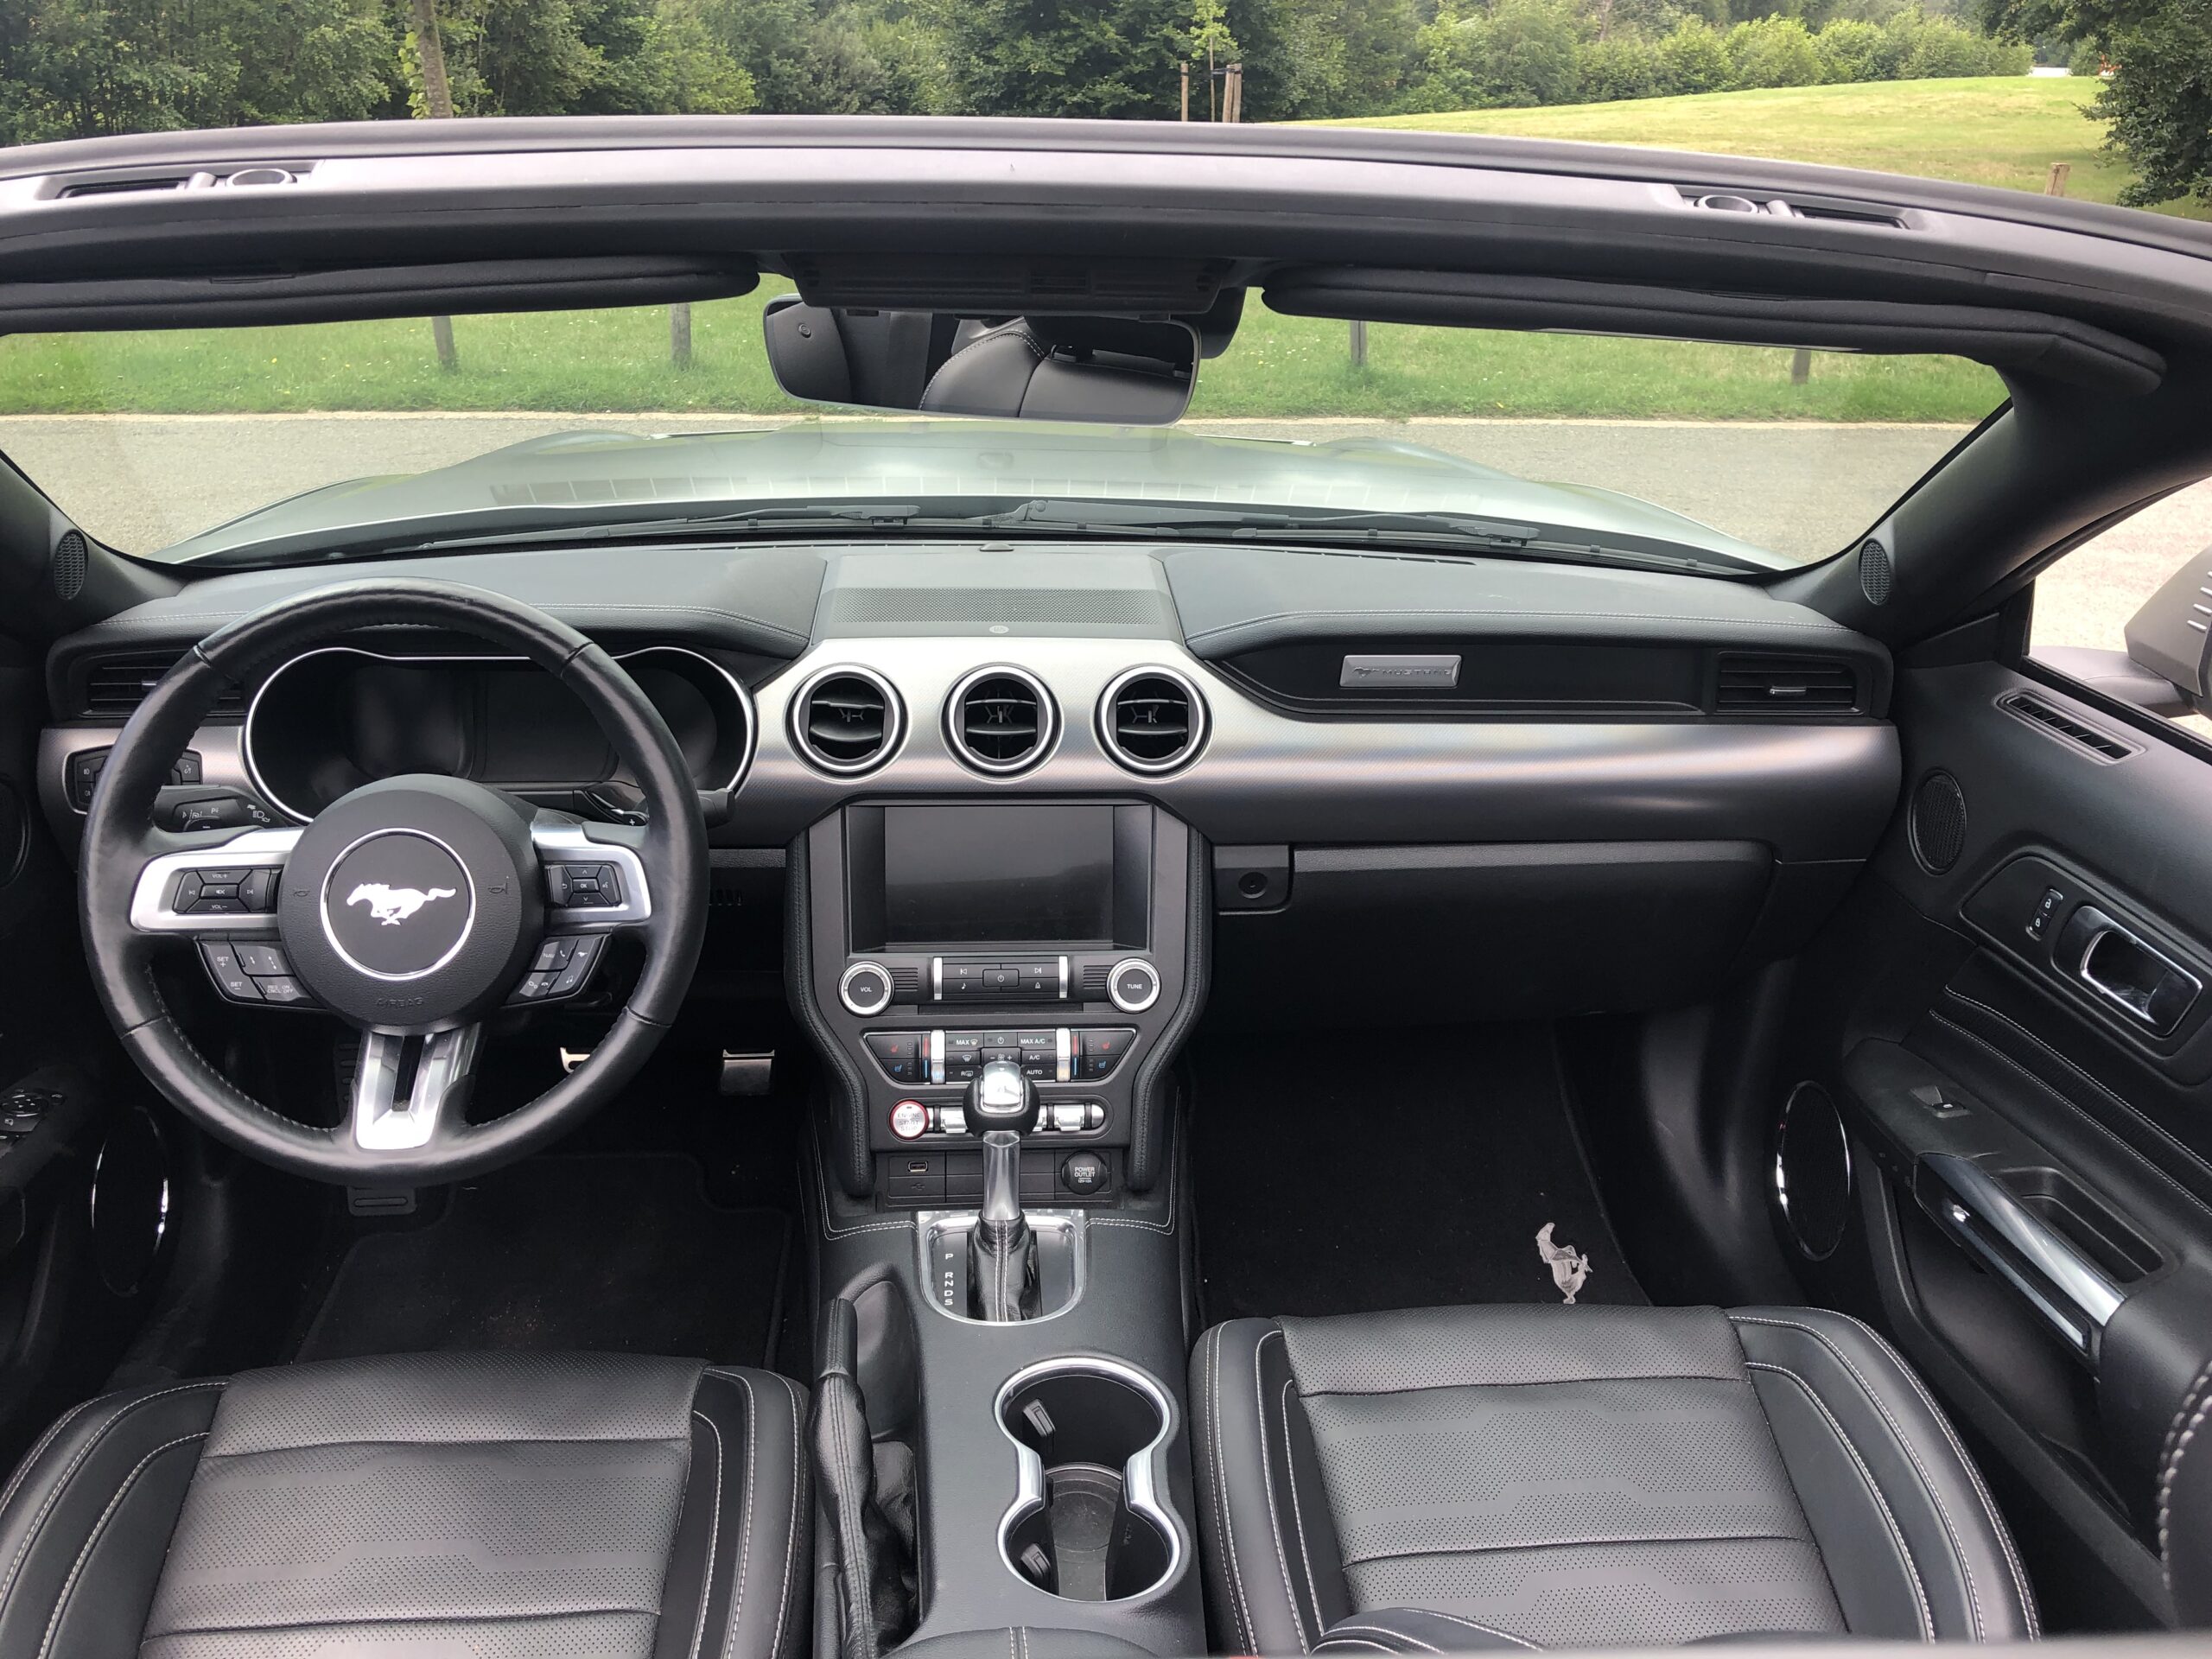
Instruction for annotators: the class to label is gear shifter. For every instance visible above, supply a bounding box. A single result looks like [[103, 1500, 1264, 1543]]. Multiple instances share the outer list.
[[965, 1059, 1041, 1322]]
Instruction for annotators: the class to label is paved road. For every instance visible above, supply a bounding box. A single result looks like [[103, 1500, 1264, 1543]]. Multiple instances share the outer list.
[[3, 411, 2207, 710], [0, 411, 1965, 562]]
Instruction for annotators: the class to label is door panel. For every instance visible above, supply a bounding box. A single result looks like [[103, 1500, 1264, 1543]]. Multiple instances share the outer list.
[[1785, 657, 2212, 1630]]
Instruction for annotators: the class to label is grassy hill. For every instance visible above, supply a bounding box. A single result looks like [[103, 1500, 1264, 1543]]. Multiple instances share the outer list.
[[1312, 75, 2208, 220]]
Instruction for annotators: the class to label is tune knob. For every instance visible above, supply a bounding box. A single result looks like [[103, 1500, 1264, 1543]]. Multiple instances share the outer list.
[[839, 961, 894, 1016], [1108, 958, 1160, 1014]]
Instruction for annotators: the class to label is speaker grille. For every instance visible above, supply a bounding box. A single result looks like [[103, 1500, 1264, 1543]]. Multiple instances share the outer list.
[[50, 530, 87, 601], [1909, 770, 1967, 874], [1858, 537, 1893, 606], [1776, 1081, 1852, 1261]]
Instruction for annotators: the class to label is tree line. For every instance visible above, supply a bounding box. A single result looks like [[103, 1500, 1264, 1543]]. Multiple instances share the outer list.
[[0, 1, 2199, 201]]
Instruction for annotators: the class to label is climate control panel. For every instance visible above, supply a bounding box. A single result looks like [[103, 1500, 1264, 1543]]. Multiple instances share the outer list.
[[862, 1027, 1135, 1086]]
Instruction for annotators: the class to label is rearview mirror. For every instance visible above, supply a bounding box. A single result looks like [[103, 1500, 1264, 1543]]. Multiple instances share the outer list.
[[2124, 542, 2212, 716], [762, 296, 1198, 424]]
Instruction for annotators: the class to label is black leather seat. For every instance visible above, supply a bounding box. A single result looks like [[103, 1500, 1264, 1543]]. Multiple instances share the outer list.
[[0, 1351, 809, 1658], [1191, 1305, 2037, 1652]]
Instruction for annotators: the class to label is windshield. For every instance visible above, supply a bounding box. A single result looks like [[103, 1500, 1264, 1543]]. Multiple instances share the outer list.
[[0, 289, 2003, 572]]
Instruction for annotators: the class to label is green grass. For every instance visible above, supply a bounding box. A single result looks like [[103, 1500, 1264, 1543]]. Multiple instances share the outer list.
[[2, 77, 2170, 423], [0, 287, 2008, 423], [1314, 75, 2209, 221]]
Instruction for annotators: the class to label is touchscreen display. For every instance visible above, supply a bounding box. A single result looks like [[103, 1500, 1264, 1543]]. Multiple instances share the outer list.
[[881, 805, 1115, 945]]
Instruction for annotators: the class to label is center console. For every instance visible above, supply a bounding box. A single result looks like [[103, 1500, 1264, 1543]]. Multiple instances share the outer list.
[[792, 798, 1207, 1659], [797, 800, 1198, 1213]]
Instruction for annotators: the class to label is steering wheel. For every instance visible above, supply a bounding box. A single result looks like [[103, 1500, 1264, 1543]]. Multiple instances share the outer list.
[[78, 578, 709, 1185]]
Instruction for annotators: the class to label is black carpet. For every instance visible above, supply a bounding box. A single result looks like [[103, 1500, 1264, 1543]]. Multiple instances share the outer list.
[[1190, 1023, 1645, 1323], [295, 1153, 789, 1365]]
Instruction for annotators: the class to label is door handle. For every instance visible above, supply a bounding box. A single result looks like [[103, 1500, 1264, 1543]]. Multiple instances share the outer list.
[[2061, 906, 2202, 1034]]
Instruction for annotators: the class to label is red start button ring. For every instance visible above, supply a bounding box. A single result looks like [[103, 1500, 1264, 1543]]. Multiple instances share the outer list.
[[890, 1099, 928, 1140]]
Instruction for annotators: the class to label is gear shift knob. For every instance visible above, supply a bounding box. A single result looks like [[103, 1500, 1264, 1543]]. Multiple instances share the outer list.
[[966, 1058, 1039, 1136]]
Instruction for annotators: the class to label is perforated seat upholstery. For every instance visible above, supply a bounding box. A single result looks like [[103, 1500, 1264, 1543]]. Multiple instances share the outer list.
[[1191, 1304, 2037, 1653], [0, 1351, 810, 1659]]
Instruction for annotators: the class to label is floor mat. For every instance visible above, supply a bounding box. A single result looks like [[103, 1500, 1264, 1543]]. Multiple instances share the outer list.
[[1190, 1023, 1646, 1322], [294, 1153, 790, 1365]]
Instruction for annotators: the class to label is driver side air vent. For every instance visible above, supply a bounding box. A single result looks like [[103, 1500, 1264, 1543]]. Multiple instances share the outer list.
[[1098, 667, 1207, 773], [791, 666, 903, 775], [79, 651, 245, 719], [947, 667, 1057, 775], [1713, 654, 1859, 715]]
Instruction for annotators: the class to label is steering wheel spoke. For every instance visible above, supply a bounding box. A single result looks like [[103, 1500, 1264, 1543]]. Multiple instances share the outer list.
[[530, 820, 653, 928], [128, 825, 300, 934], [352, 1025, 481, 1154]]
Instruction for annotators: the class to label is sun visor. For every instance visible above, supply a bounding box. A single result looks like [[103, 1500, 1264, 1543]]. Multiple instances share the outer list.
[[0, 257, 758, 333], [1264, 268, 2165, 397]]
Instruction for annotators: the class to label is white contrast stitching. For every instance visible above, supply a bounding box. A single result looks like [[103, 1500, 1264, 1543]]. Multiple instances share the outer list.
[[37, 1430, 206, 1659], [1734, 1316, 1974, 1637], [1276, 1376, 1329, 1636], [1209, 1325, 1256, 1650], [1944, 990, 2212, 1194], [0, 1382, 225, 1611], [2158, 1355, 2212, 1563], [1744, 1360, 1932, 1640], [1406, 1611, 1542, 1650], [1255, 1329, 1312, 1650], [767, 1375, 804, 1659], [717, 1374, 761, 1659], [1816, 1310, 2038, 1637], [685, 1406, 726, 1659]]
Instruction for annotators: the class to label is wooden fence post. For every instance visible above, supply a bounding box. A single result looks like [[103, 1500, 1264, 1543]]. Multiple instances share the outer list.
[[2045, 162, 2071, 197], [1350, 320, 1369, 368], [1789, 347, 1811, 385], [671, 302, 693, 369], [1181, 62, 1189, 122]]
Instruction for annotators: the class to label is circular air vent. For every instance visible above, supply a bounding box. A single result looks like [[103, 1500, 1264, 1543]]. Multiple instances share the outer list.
[[1859, 537, 1894, 607], [1097, 667, 1207, 774], [50, 530, 87, 602], [791, 666, 904, 775], [1909, 770, 1967, 875], [947, 666, 1058, 776]]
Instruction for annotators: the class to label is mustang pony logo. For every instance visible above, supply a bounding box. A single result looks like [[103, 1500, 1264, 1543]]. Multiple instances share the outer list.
[[346, 883, 458, 926]]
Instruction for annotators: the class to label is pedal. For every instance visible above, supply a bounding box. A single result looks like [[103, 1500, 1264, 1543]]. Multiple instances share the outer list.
[[718, 1051, 775, 1096], [558, 1046, 591, 1076], [347, 1188, 416, 1217]]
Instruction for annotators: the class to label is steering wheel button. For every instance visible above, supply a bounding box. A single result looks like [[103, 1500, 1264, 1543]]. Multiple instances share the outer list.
[[550, 939, 601, 996], [199, 943, 260, 1001], [239, 869, 277, 912], [171, 873, 203, 910], [233, 944, 289, 976], [189, 894, 248, 915], [255, 976, 310, 1005]]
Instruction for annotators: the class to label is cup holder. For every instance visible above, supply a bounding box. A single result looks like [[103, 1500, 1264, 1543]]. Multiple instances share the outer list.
[[995, 1359, 1182, 1603]]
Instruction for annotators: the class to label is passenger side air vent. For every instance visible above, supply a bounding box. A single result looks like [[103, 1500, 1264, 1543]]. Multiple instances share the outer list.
[[79, 651, 244, 719], [947, 667, 1057, 775], [1098, 667, 1207, 773], [1714, 654, 1859, 715], [790, 665, 903, 775], [1999, 690, 2137, 761]]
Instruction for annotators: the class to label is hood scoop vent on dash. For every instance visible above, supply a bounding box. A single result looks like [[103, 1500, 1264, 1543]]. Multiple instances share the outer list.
[[948, 668, 1056, 775], [791, 666, 903, 775]]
